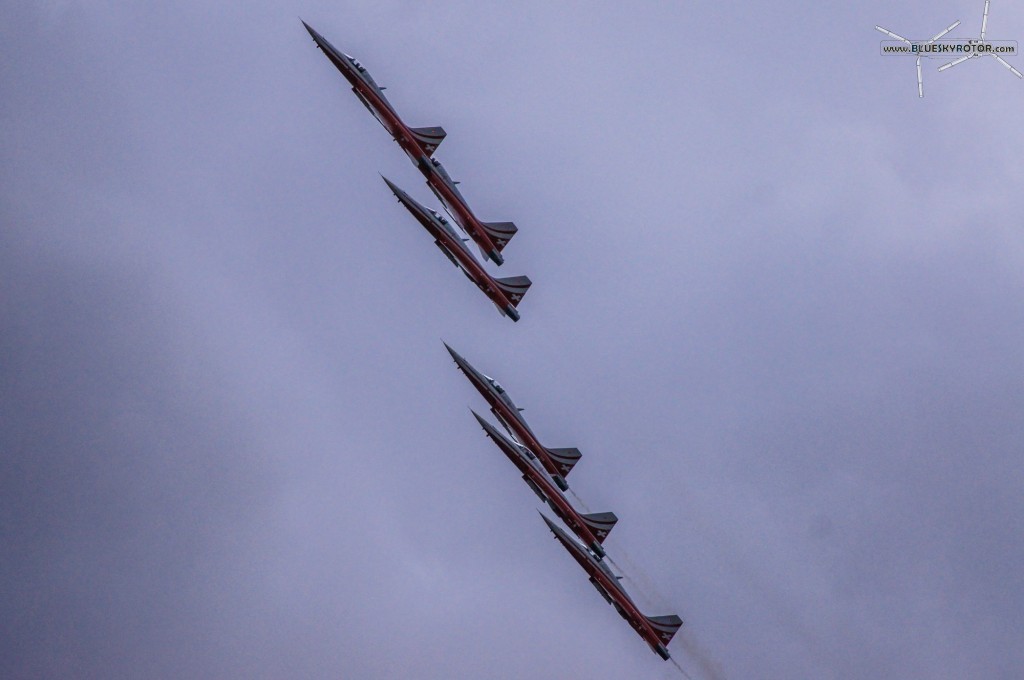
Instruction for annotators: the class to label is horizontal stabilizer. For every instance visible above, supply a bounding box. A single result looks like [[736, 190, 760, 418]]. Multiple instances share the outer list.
[[410, 126, 446, 155], [494, 276, 532, 308], [545, 446, 581, 476], [645, 614, 683, 646], [581, 511, 618, 543], [482, 221, 517, 251]]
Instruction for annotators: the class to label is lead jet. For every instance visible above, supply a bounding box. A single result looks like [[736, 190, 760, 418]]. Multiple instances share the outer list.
[[444, 343, 581, 491], [382, 178, 530, 321], [540, 513, 683, 661], [301, 21, 517, 265], [301, 22, 445, 167], [472, 411, 617, 557]]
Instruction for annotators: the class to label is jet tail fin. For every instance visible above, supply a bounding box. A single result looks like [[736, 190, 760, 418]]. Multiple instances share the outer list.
[[581, 511, 618, 543], [645, 614, 683, 646], [494, 276, 531, 308], [482, 221, 518, 252], [410, 126, 446, 155], [545, 446, 581, 475]]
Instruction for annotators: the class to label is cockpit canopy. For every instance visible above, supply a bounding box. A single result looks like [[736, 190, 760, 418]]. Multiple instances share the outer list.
[[344, 53, 366, 72], [430, 159, 456, 186], [484, 376, 505, 394]]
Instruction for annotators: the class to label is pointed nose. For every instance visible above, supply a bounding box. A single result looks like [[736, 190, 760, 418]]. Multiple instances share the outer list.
[[444, 343, 475, 375], [442, 341, 461, 363], [301, 20, 321, 43], [539, 512, 560, 534], [470, 409, 492, 432], [380, 174, 403, 197]]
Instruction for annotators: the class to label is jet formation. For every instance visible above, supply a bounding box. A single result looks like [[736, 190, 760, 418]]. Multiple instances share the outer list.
[[302, 21, 683, 664], [382, 178, 530, 321], [448, 343, 683, 660], [302, 21, 517, 267]]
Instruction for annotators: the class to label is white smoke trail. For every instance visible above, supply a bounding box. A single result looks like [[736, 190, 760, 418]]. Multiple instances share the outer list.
[[566, 492, 726, 679], [603, 541, 670, 612], [670, 656, 696, 679], [569, 488, 591, 512], [676, 631, 728, 680]]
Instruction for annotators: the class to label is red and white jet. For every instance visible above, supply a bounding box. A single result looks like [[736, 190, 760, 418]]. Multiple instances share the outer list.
[[444, 343, 582, 491], [541, 513, 683, 660]]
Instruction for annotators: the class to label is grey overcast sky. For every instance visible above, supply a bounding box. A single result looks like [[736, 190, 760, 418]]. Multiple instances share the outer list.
[[3, 1, 1023, 678]]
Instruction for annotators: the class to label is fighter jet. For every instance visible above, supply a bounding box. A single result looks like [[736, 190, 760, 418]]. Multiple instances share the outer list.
[[301, 22, 445, 167], [301, 21, 517, 265], [382, 178, 530, 321], [444, 343, 581, 491], [421, 156, 517, 266], [472, 411, 617, 557], [540, 513, 683, 660]]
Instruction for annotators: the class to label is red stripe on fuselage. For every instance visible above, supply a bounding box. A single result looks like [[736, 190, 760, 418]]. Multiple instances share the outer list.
[[322, 51, 438, 175], [354, 85, 434, 169]]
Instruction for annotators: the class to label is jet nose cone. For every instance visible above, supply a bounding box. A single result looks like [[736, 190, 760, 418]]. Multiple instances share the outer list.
[[380, 174, 403, 196], [538, 512, 560, 534], [469, 409, 491, 430], [301, 19, 320, 42], [301, 21, 344, 58], [442, 341, 461, 362], [443, 343, 474, 373]]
